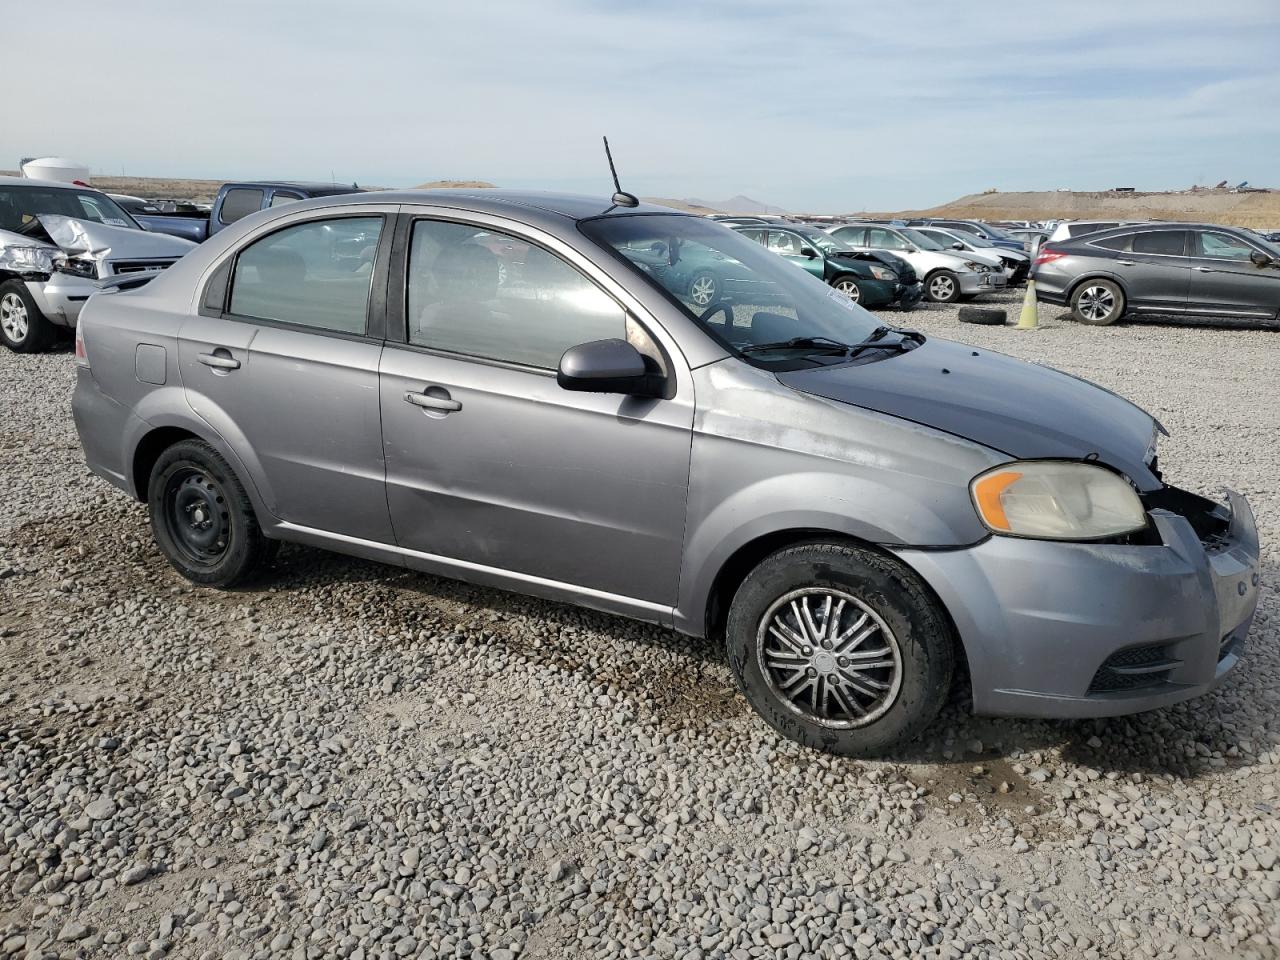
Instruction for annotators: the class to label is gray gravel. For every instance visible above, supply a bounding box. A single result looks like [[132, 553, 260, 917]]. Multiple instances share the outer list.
[[0, 293, 1277, 960]]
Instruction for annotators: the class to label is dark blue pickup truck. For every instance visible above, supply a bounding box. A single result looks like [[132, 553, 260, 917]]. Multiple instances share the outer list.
[[111, 181, 363, 243]]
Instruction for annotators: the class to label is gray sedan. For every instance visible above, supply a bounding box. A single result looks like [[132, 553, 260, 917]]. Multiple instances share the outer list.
[[72, 190, 1261, 756], [1033, 222, 1280, 325]]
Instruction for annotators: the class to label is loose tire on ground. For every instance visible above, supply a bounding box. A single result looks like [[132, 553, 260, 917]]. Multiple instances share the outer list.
[[1071, 279, 1125, 325], [0, 280, 56, 353], [726, 541, 954, 757], [147, 438, 276, 587], [958, 306, 1007, 326]]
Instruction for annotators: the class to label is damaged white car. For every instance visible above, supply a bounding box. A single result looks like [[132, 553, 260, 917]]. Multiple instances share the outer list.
[[0, 177, 194, 352]]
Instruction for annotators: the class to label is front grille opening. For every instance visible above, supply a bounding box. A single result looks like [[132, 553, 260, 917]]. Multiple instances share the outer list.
[[1141, 484, 1231, 548], [1219, 630, 1243, 662], [1088, 643, 1179, 694]]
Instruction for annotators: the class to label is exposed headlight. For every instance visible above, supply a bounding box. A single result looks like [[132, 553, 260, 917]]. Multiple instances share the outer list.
[[970, 461, 1147, 540], [868, 265, 898, 281], [53, 255, 99, 280], [962, 260, 986, 272]]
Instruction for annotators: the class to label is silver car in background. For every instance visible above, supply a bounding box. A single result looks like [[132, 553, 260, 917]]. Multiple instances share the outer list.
[[72, 191, 1261, 756], [821, 222, 1005, 303]]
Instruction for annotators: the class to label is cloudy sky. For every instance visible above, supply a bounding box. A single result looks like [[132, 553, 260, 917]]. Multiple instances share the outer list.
[[6, 1, 1278, 211]]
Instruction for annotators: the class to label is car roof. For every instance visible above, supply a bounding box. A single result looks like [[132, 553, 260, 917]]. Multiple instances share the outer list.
[[278, 188, 692, 224]]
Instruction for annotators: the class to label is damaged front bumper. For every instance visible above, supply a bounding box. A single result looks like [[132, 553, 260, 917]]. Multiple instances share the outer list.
[[26, 273, 98, 326], [894, 485, 1261, 719]]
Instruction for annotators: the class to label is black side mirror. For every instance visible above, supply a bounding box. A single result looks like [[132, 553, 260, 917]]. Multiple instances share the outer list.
[[800, 247, 819, 259], [558, 339, 664, 397], [1250, 250, 1273, 268]]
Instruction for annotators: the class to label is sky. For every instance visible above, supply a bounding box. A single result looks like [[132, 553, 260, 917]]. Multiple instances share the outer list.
[[5, 1, 1279, 211]]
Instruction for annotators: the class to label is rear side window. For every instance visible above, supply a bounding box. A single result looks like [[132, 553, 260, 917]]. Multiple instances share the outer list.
[[867, 228, 908, 251], [228, 216, 383, 333], [737, 228, 765, 243], [219, 188, 265, 224], [1132, 231, 1187, 256], [1092, 233, 1133, 252], [407, 219, 624, 369], [1197, 231, 1256, 261], [833, 226, 867, 245], [270, 192, 302, 208]]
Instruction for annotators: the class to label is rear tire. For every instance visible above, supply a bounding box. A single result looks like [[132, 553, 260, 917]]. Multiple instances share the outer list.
[[1071, 279, 1124, 325], [0, 280, 55, 353], [925, 270, 961, 303], [726, 542, 954, 757], [147, 439, 274, 587]]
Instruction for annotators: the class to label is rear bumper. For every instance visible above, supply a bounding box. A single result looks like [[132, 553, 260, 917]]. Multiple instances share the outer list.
[[72, 366, 136, 495], [894, 489, 1261, 718]]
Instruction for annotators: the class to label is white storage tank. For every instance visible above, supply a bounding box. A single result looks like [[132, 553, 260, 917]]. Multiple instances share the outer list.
[[20, 157, 91, 185]]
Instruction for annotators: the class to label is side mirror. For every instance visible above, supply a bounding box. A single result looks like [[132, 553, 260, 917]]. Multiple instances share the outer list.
[[1250, 250, 1273, 268], [801, 247, 819, 259], [950, 241, 964, 250], [557, 339, 664, 398]]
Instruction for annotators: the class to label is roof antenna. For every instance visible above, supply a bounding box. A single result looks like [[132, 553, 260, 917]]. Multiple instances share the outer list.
[[603, 136, 639, 207]]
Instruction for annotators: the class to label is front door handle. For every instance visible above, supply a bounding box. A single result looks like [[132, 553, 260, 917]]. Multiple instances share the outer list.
[[404, 391, 462, 413], [198, 351, 240, 370], [1116, 259, 1136, 266]]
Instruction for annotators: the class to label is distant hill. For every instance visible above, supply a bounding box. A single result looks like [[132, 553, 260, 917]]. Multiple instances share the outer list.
[[898, 188, 1280, 229], [686, 194, 787, 215], [640, 197, 723, 215]]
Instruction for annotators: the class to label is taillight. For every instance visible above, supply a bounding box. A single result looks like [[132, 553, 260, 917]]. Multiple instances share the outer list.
[[74, 325, 90, 368], [1034, 246, 1066, 267]]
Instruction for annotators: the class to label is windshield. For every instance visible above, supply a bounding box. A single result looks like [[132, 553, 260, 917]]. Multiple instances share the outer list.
[[900, 229, 945, 251], [0, 185, 140, 234], [582, 214, 882, 363], [973, 223, 1014, 240]]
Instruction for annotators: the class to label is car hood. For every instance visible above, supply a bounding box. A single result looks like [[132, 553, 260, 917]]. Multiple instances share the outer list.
[[776, 338, 1162, 489], [0, 216, 194, 273]]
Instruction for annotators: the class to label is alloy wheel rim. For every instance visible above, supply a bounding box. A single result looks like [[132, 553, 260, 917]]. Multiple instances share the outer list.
[[757, 587, 903, 729], [1079, 286, 1115, 321], [930, 276, 954, 300], [690, 276, 716, 306], [835, 280, 860, 302], [164, 467, 232, 566], [0, 293, 28, 342]]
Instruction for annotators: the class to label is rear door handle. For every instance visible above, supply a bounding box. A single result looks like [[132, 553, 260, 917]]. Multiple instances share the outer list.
[[198, 351, 240, 370], [1116, 259, 1136, 266], [1194, 266, 1215, 273], [404, 391, 462, 413]]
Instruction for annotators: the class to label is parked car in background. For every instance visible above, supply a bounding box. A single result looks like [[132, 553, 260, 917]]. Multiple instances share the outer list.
[[111, 194, 211, 243], [1033, 222, 1280, 325], [1004, 227, 1051, 253], [905, 219, 1025, 253], [826, 223, 1004, 302], [1046, 220, 1151, 244], [911, 226, 1030, 283], [0, 177, 195, 351], [72, 189, 1259, 757], [733, 223, 923, 308]]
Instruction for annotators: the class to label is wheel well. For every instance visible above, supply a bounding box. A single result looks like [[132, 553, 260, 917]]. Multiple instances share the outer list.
[[132, 427, 200, 502], [702, 528, 971, 691]]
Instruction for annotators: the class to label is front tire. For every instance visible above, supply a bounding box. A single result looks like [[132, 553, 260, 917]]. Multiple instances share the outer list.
[[726, 542, 954, 757], [0, 280, 55, 353], [1071, 279, 1124, 325], [925, 270, 961, 303], [147, 439, 274, 587], [830, 275, 862, 303]]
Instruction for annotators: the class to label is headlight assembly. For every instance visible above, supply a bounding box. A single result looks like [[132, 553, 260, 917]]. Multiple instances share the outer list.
[[868, 266, 898, 282], [53, 256, 99, 280], [970, 461, 1147, 540]]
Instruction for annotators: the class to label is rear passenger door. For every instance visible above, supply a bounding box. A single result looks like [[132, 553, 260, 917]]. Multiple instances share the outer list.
[[1188, 230, 1280, 320], [1107, 230, 1191, 313], [181, 209, 396, 543], [378, 214, 694, 610]]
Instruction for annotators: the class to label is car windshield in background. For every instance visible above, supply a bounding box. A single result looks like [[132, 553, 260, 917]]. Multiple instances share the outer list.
[[0, 185, 140, 234], [900, 229, 945, 251], [582, 215, 882, 363]]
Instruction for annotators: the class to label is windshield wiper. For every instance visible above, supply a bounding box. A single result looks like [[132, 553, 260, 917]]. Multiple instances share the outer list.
[[740, 336, 852, 356]]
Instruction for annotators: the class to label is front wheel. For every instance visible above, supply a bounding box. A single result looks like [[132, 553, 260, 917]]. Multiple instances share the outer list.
[[147, 439, 275, 587], [1071, 279, 1124, 325], [925, 270, 961, 303], [0, 280, 55, 353], [830, 276, 862, 303], [688, 271, 721, 308], [726, 542, 954, 757]]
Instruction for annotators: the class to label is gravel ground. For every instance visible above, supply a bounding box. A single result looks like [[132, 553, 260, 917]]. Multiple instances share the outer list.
[[0, 292, 1277, 960]]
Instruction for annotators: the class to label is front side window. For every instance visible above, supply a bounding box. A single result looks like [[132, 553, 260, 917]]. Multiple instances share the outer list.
[[228, 216, 383, 333], [1132, 231, 1187, 256], [767, 231, 804, 256], [407, 219, 624, 370], [219, 188, 265, 224], [583, 214, 883, 368], [1197, 231, 1256, 261]]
